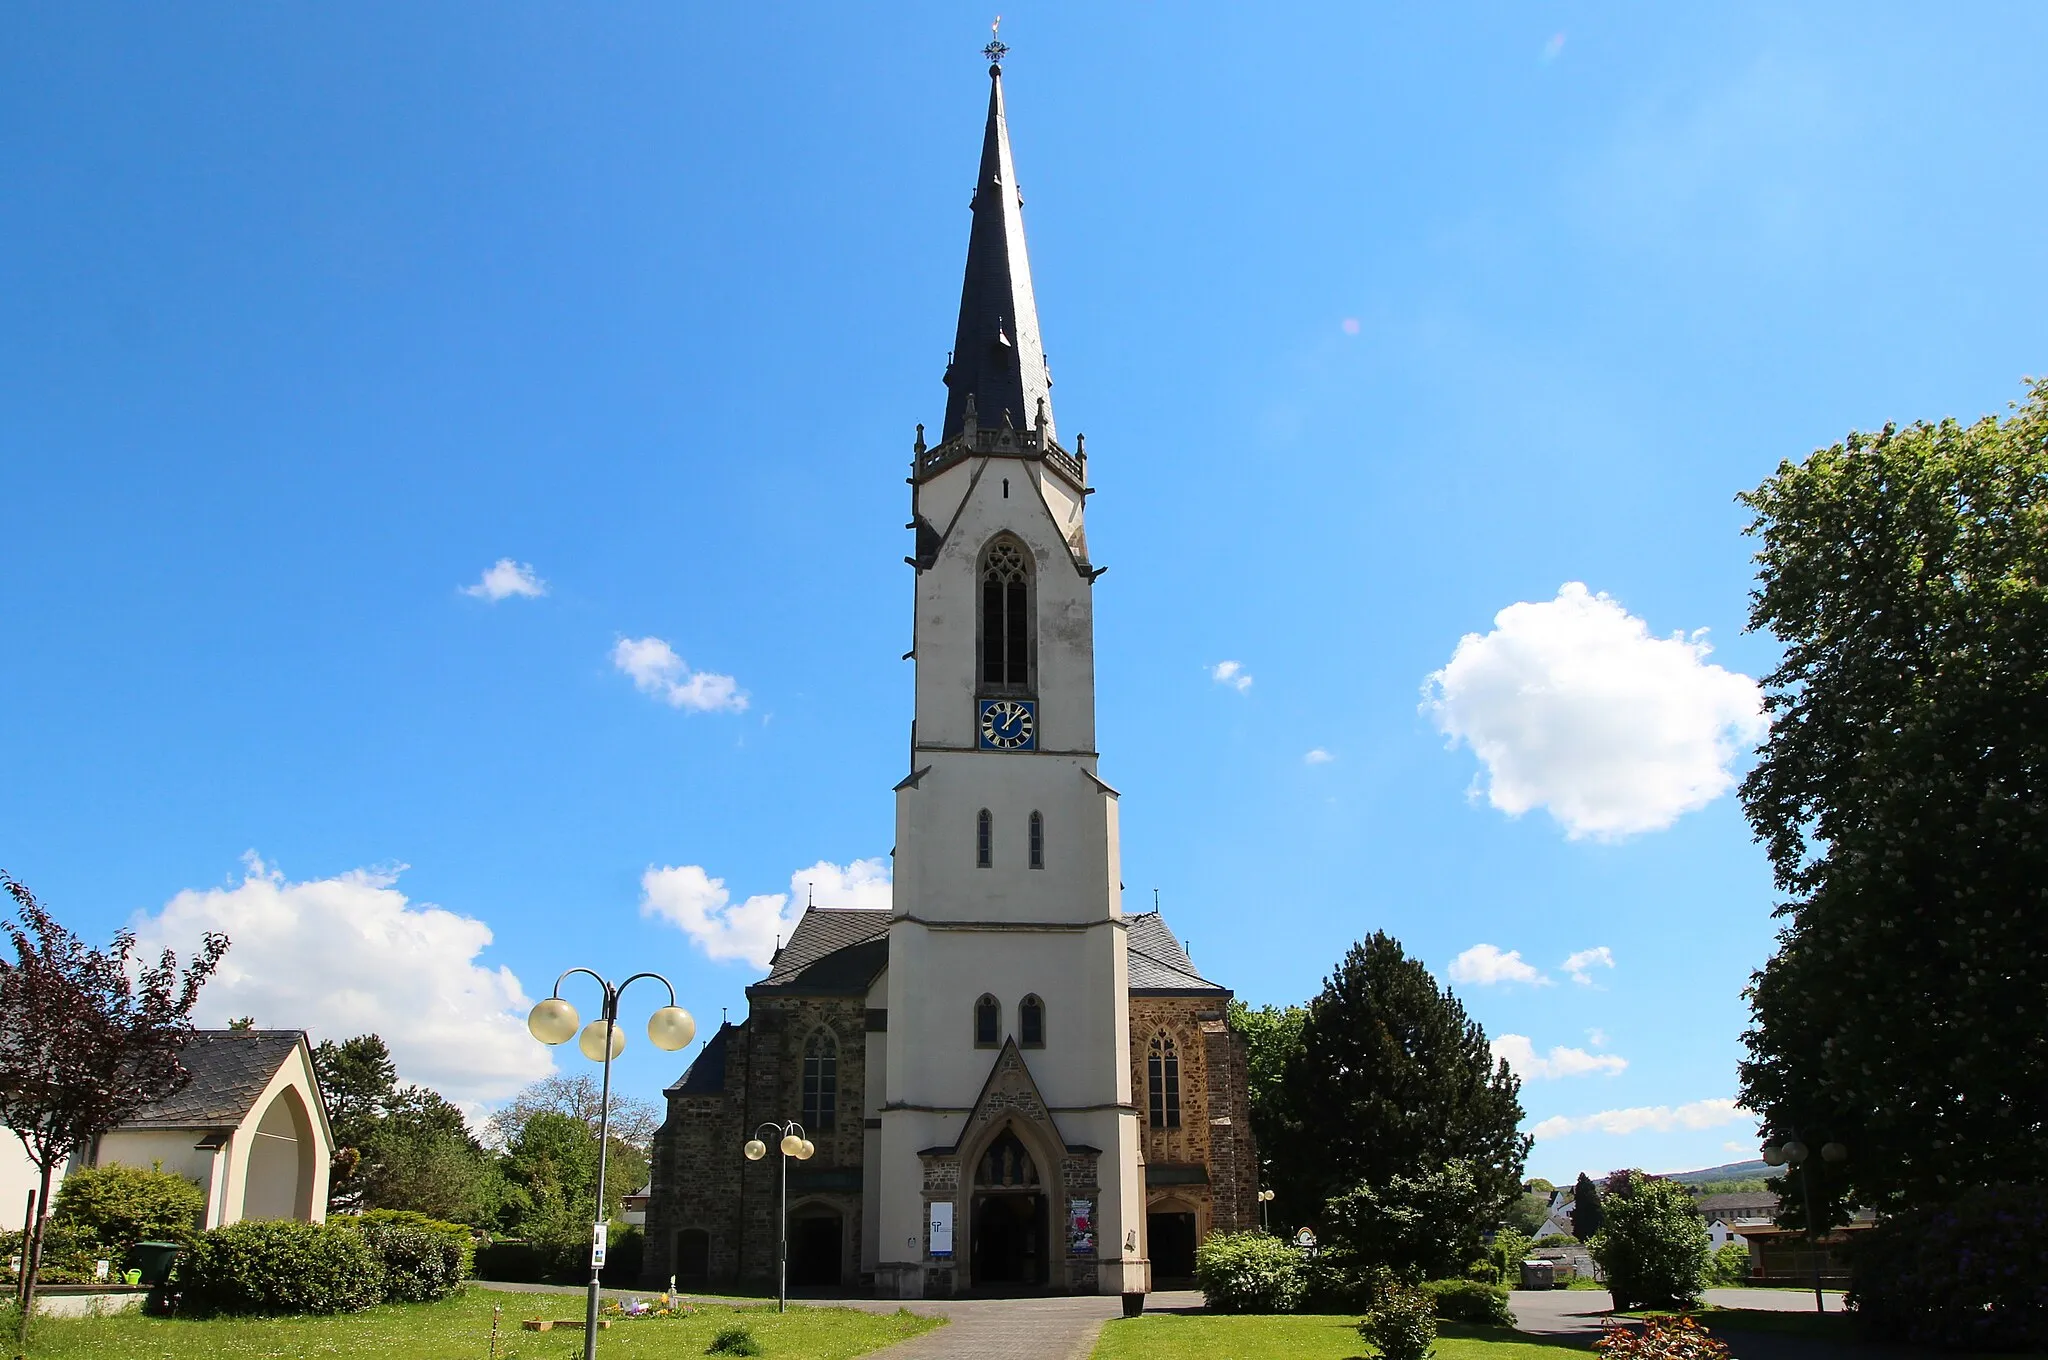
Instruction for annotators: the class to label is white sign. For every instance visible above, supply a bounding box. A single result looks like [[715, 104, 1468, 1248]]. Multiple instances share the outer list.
[[1293, 1227, 1318, 1250], [929, 1201, 954, 1257], [591, 1222, 609, 1267]]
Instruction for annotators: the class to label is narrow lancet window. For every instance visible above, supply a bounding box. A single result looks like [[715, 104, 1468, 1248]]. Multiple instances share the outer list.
[[802, 1029, 838, 1132], [1020, 994, 1045, 1048], [1147, 1032, 1182, 1130], [975, 994, 1001, 1047], [979, 540, 1031, 692], [1028, 811, 1044, 869], [977, 809, 993, 867]]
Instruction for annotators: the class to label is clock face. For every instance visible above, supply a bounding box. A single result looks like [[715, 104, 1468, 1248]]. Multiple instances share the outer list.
[[979, 698, 1036, 751]]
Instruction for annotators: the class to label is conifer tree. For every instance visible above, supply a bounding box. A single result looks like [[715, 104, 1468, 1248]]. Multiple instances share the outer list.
[[1572, 1172, 1604, 1241], [1273, 932, 1529, 1232]]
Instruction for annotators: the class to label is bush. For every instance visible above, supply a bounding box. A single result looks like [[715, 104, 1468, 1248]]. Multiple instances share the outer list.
[[1421, 1277, 1513, 1327], [1300, 1251, 1378, 1313], [473, 1238, 548, 1282], [1848, 1183, 2048, 1352], [1701, 1242, 1751, 1288], [358, 1221, 462, 1303], [707, 1324, 762, 1356], [1193, 1231, 1305, 1314], [174, 1220, 384, 1315], [357, 1209, 475, 1278], [50, 1163, 206, 1253], [1534, 1234, 1577, 1248], [1357, 1280, 1437, 1360], [1594, 1315, 1729, 1360], [1592, 1172, 1709, 1312], [0, 1224, 101, 1285], [602, 1223, 644, 1286]]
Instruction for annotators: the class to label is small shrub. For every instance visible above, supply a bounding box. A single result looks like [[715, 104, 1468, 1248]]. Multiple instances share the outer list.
[[0, 1224, 100, 1285], [357, 1209, 475, 1277], [50, 1163, 205, 1253], [1357, 1281, 1437, 1360], [1301, 1251, 1378, 1313], [1848, 1183, 2048, 1352], [174, 1220, 384, 1315], [1534, 1233, 1577, 1248], [1193, 1230, 1304, 1314], [473, 1238, 549, 1282], [1421, 1277, 1513, 1327], [707, 1324, 762, 1356], [1592, 1172, 1709, 1311], [1700, 1241, 1751, 1288], [358, 1221, 462, 1303], [1594, 1315, 1729, 1360]]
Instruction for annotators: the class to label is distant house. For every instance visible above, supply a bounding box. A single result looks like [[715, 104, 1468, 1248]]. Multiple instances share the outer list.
[[1694, 1190, 1779, 1247], [1535, 1189, 1575, 1239], [1, 1030, 334, 1231]]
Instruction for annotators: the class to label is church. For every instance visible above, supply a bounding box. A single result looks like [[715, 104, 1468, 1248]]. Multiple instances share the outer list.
[[643, 56, 1259, 1300]]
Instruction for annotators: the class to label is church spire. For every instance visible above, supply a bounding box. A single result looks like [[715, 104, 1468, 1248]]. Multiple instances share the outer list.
[[941, 58, 1056, 445]]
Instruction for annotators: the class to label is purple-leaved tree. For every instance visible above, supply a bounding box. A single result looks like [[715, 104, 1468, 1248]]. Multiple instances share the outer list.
[[0, 872, 227, 1344]]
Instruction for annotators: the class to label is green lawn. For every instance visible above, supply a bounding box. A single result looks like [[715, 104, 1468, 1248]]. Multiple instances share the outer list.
[[1094, 1316, 1590, 1360], [8, 1288, 942, 1359]]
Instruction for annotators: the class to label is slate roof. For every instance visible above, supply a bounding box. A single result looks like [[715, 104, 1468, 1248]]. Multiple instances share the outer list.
[[1127, 913, 1229, 995], [122, 1030, 305, 1129], [940, 63, 1057, 445], [1696, 1191, 1781, 1220], [749, 908, 891, 995], [668, 1021, 734, 1096]]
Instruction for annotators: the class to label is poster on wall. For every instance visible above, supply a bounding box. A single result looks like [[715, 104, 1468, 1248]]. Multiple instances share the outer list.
[[929, 1201, 954, 1257], [1067, 1199, 1096, 1257]]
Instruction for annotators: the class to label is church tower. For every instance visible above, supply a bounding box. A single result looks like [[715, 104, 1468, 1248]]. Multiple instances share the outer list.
[[874, 56, 1147, 1298]]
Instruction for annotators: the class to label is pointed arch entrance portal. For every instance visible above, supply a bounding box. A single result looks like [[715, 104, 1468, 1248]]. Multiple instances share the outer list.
[[971, 1129, 1047, 1287]]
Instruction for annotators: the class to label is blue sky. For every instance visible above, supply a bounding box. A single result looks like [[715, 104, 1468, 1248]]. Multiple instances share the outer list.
[[3, 3, 2043, 1182]]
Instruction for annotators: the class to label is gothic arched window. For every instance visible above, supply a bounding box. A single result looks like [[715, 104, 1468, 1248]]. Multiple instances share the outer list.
[[802, 1029, 838, 1133], [1028, 811, 1044, 869], [1019, 994, 1045, 1048], [974, 994, 1001, 1048], [1147, 1032, 1182, 1130], [977, 809, 993, 868], [979, 539, 1032, 693]]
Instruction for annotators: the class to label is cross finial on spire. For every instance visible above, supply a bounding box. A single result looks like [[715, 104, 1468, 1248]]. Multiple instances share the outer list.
[[983, 15, 1008, 66]]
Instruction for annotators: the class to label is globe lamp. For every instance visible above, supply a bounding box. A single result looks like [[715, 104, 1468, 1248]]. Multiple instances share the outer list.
[[780, 1133, 804, 1157], [648, 1005, 697, 1052], [579, 1019, 626, 1062], [527, 998, 580, 1046], [744, 1139, 767, 1161], [797, 1139, 816, 1160]]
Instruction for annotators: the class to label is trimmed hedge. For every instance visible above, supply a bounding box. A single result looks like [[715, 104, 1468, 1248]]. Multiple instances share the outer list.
[[1421, 1277, 1513, 1327], [175, 1220, 384, 1315], [51, 1163, 206, 1254], [358, 1221, 463, 1303], [357, 1209, 475, 1279], [1193, 1230, 1305, 1314]]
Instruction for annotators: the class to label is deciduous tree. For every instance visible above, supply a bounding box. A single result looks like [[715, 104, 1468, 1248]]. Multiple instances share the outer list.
[[1737, 379, 2048, 1214], [0, 873, 226, 1344]]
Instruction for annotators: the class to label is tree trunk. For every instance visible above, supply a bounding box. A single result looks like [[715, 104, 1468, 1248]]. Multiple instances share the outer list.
[[16, 1161, 53, 1346]]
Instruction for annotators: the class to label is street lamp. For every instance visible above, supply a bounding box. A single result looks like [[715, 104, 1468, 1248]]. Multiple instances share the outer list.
[[1761, 1136, 1848, 1315], [528, 970, 696, 1360], [744, 1119, 815, 1313], [1257, 1188, 1275, 1234]]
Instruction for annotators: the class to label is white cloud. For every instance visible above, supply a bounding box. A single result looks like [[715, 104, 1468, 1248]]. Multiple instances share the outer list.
[[461, 558, 547, 601], [1587, 1028, 1609, 1048], [1422, 583, 1766, 840], [1563, 946, 1616, 986], [1493, 1034, 1628, 1080], [1449, 943, 1550, 987], [1723, 1141, 1752, 1154], [640, 857, 890, 970], [612, 637, 748, 713], [1531, 1098, 1749, 1141], [1210, 660, 1253, 693], [130, 855, 552, 1112], [1303, 748, 1335, 765]]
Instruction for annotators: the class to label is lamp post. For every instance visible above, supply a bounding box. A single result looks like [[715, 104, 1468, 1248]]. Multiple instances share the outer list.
[[1257, 1188, 1275, 1234], [527, 970, 696, 1360], [744, 1120, 814, 1313], [1761, 1136, 1848, 1315]]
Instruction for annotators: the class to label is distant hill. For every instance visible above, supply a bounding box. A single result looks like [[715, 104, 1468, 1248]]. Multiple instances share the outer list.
[[1666, 1159, 1771, 1187]]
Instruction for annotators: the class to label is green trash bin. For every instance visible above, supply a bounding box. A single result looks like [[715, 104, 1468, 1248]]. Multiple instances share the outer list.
[[129, 1241, 182, 1287]]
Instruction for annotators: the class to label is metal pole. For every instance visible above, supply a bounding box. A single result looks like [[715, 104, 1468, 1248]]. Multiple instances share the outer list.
[[1799, 1161, 1824, 1314], [778, 1128, 788, 1313], [585, 999, 616, 1360]]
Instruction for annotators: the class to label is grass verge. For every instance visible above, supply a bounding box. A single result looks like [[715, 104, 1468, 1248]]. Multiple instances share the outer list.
[[1094, 1315, 1591, 1359], [5, 1288, 941, 1359]]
